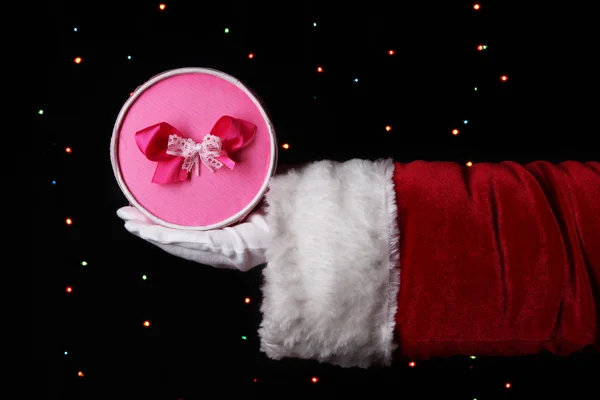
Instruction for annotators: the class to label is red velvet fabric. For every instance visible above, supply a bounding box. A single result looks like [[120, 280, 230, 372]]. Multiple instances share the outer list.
[[392, 160, 600, 359]]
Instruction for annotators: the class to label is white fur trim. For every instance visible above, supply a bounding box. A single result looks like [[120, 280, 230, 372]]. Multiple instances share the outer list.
[[258, 159, 401, 368]]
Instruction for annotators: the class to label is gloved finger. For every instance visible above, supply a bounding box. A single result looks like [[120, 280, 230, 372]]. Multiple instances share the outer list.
[[117, 206, 152, 223], [131, 210, 268, 247], [124, 219, 156, 237], [136, 223, 221, 249], [123, 219, 216, 246], [123, 220, 239, 268], [120, 206, 267, 241], [123, 214, 234, 249], [123, 216, 266, 271]]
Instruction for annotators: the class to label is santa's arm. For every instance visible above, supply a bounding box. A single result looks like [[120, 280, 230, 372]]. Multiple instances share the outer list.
[[259, 159, 600, 368]]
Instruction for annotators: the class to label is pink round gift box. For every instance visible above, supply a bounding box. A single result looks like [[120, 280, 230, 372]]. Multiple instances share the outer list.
[[110, 68, 278, 230]]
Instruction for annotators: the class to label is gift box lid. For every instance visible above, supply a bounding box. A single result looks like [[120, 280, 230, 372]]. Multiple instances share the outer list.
[[110, 68, 277, 231]]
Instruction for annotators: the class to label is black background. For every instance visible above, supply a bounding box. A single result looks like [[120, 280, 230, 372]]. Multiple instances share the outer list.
[[33, 0, 598, 398]]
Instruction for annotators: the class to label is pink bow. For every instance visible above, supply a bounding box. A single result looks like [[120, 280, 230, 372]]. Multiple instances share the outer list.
[[135, 116, 256, 184]]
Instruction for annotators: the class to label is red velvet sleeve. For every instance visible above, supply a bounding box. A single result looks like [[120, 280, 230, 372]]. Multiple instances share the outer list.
[[392, 160, 600, 359]]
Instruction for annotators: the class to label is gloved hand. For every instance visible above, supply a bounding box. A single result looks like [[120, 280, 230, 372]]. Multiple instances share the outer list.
[[116, 204, 270, 272], [116, 164, 303, 271]]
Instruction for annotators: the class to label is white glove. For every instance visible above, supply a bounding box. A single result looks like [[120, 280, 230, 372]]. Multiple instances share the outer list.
[[116, 205, 270, 272]]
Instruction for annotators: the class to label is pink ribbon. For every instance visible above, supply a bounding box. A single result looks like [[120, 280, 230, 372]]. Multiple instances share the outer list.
[[135, 116, 256, 184]]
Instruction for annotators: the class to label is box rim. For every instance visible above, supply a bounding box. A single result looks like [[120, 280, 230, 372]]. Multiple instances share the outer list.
[[110, 67, 278, 231]]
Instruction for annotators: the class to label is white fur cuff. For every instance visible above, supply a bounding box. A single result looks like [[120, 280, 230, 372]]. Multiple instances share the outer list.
[[258, 159, 401, 368]]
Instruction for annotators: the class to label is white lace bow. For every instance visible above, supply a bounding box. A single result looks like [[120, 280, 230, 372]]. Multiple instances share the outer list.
[[166, 134, 224, 175]]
